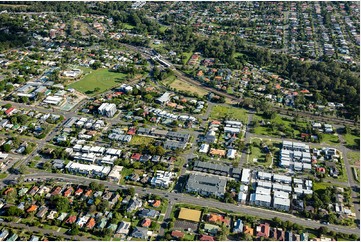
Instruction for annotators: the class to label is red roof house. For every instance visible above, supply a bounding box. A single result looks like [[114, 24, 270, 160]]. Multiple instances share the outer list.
[[5, 107, 15, 116], [171, 230, 185, 239], [256, 223, 270, 238], [199, 235, 215, 241]]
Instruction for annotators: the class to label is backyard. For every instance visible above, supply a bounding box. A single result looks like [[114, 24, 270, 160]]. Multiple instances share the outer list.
[[68, 68, 127, 95]]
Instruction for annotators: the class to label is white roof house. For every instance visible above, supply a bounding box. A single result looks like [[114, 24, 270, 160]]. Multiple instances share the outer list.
[[258, 171, 272, 180], [227, 149, 237, 159], [199, 143, 210, 153], [108, 166, 123, 183], [241, 169, 251, 184]]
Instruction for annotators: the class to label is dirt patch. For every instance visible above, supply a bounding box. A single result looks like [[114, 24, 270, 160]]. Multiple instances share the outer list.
[[169, 79, 208, 97]]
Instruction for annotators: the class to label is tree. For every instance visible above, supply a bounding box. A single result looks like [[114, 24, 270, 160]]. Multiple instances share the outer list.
[[318, 226, 328, 236], [3, 144, 11, 152], [94, 87, 101, 93], [69, 225, 79, 235], [97, 200, 109, 212], [52, 195, 70, 212], [7, 206, 24, 216], [155, 146, 166, 156]]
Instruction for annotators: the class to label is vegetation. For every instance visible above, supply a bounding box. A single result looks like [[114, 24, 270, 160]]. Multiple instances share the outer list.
[[68, 68, 127, 95]]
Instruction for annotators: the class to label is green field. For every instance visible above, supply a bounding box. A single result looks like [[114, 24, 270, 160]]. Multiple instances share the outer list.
[[122, 23, 135, 29], [129, 136, 155, 146], [210, 105, 247, 123], [347, 151, 360, 165], [313, 182, 332, 191], [343, 133, 360, 148], [322, 133, 340, 145], [0, 173, 8, 179], [181, 52, 193, 65], [68, 68, 127, 95]]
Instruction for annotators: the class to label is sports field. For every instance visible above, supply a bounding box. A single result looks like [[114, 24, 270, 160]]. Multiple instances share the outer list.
[[68, 68, 127, 95]]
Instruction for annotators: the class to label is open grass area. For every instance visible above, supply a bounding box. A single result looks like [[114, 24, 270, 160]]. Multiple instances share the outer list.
[[122, 23, 135, 29], [68, 68, 127, 95], [347, 151, 360, 165], [129, 136, 155, 146], [343, 133, 360, 149], [181, 52, 193, 65], [159, 26, 168, 33], [321, 133, 340, 146], [209, 105, 247, 123], [169, 79, 208, 97], [0, 173, 8, 179], [313, 182, 332, 191], [252, 114, 309, 138]]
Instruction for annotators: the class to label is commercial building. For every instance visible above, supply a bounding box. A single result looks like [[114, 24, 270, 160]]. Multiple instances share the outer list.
[[186, 173, 227, 197], [98, 103, 117, 118], [65, 162, 111, 177]]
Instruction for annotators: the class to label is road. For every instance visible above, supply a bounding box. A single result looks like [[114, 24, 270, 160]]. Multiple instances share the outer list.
[[15, 171, 359, 235], [0, 220, 91, 241]]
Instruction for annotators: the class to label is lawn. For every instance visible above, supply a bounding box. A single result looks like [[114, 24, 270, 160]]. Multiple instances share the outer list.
[[181, 52, 193, 65], [209, 105, 247, 123], [343, 133, 360, 149], [159, 26, 168, 33], [347, 151, 360, 165], [122, 23, 135, 29], [169, 79, 208, 97], [321, 133, 340, 146], [313, 182, 333, 191], [0, 173, 8, 179], [68, 68, 127, 95], [129, 136, 155, 146], [183, 233, 195, 241]]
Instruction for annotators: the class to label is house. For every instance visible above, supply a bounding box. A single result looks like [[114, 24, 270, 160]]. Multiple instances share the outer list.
[[150, 171, 173, 188], [57, 212, 68, 221], [26, 205, 38, 213], [199, 235, 215, 241], [77, 215, 90, 227], [272, 228, 285, 241], [171, 230, 185, 239], [108, 165, 123, 183], [47, 210, 57, 220], [74, 188, 84, 196], [138, 209, 160, 218], [28, 186, 39, 196], [36, 205, 48, 218], [256, 223, 270, 238], [141, 218, 152, 227], [51, 186, 62, 196], [65, 215, 77, 224], [233, 219, 244, 233], [152, 200, 161, 208], [6, 233, 18, 241], [199, 143, 210, 153], [5, 107, 16, 116], [241, 169, 251, 184], [227, 149, 237, 159], [204, 223, 219, 235], [63, 187, 74, 197], [208, 213, 230, 226], [209, 148, 226, 157], [127, 198, 142, 212], [0, 229, 9, 241], [156, 92, 171, 105], [244, 225, 254, 236], [131, 227, 148, 239], [86, 217, 96, 229], [29, 235, 39, 241], [116, 221, 131, 235]]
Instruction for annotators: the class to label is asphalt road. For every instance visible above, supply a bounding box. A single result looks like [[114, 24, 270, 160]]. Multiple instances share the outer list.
[[17, 171, 360, 235], [0, 220, 91, 241]]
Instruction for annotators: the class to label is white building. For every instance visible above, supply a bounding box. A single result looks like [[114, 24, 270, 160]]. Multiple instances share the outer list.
[[199, 143, 210, 153], [227, 149, 237, 159], [241, 169, 251, 184], [98, 103, 117, 118], [43, 96, 63, 105], [65, 162, 111, 177], [150, 171, 174, 188], [108, 166, 123, 183]]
